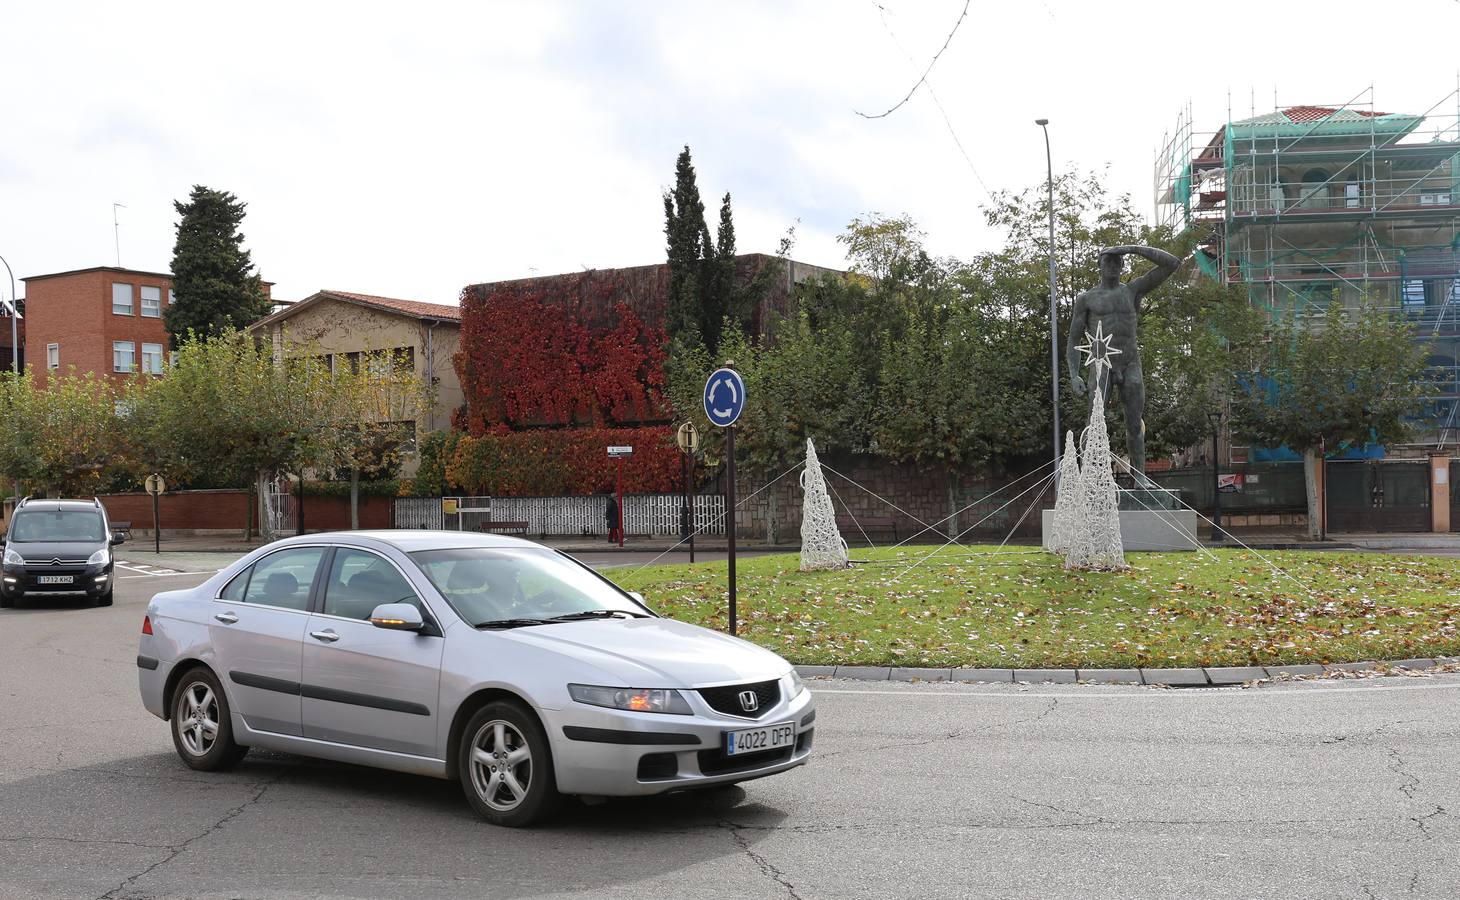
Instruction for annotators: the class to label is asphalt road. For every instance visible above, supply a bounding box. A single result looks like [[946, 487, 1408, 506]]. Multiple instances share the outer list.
[[2, 567, 1459, 899]]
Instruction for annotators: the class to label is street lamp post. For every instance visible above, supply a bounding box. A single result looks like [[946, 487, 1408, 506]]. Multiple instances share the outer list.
[[1035, 119, 1059, 473], [1208, 410, 1223, 543], [0, 253, 18, 509], [0, 253, 16, 375]]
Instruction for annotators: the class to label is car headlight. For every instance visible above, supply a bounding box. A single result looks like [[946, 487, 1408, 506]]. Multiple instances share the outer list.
[[786, 668, 806, 699], [3, 547, 22, 567], [568, 684, 693, 715], [87, 548, 111, 567]]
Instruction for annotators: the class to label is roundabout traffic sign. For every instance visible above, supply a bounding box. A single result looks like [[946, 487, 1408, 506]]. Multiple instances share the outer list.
[[703, 367, 746, 427]]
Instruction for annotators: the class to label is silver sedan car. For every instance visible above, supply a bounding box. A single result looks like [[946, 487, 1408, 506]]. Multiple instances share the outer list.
[[137, 531, 814, 826]]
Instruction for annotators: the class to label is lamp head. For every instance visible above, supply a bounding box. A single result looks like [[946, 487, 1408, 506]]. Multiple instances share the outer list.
[[1035, 118, 1049, 126]]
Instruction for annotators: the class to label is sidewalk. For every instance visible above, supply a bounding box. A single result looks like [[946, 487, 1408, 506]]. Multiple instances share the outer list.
[[1214, 529, 1460, 552]]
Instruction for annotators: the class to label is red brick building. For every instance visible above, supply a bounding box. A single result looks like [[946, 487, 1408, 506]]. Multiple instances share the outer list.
[[21, 266, 270, 381], [22, 266, 175, 380]]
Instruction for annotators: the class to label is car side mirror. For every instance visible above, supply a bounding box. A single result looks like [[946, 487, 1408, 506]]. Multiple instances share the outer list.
[[369, 602, 424, 631], [110, 532, 127, 545], [628, 591, 647, 607]]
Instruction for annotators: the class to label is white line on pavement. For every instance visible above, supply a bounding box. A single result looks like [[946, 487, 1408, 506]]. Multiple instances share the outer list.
[[117, 570, 218, 580], [813, 679, 1460, 700]]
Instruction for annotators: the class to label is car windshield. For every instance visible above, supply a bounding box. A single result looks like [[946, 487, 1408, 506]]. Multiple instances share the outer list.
[[410, 547, 648, 627], [9, 509, 105, 543]]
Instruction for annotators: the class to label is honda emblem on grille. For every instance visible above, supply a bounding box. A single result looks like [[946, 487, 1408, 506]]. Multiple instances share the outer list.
[[738, 690, 759, 712]]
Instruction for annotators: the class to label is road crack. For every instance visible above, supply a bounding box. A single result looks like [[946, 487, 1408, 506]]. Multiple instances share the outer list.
[[1386, 747, 1420, 800], [1409, 805, 1445, 841], [0, 836, 173, 850], [717, 816, 802, 900], [96, 772, 281, 900]]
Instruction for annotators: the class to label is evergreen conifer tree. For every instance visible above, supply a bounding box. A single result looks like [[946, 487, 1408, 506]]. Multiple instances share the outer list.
[[166, 186, 269, 343], [663, 148, 708, 346]]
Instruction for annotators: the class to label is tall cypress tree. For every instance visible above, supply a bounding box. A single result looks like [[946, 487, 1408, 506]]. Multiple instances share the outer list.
[[166, 186, 270, 343], [663, 148, 708, 346], [706, 192, 737, 346]]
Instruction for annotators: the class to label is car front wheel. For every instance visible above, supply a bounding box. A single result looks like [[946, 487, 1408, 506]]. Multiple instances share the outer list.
[[458, 701, 562, 826], [170, 667, 248, 771]]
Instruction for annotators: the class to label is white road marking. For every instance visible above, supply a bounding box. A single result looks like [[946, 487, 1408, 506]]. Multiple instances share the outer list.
[[116, 569, 218, 580], [812, 678, 1460, 700]]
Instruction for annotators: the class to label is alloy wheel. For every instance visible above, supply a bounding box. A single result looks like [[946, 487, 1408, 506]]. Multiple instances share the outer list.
[[469, 719, 533, 811], [176, 681, 219, 757]]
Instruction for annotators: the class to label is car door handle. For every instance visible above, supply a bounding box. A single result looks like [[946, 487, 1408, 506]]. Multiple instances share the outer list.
[[214, 612, 238, 624], [309, 630, 340, 643]]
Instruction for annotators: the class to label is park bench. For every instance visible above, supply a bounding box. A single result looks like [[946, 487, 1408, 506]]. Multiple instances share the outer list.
[[837, 515, 898, 544], [111, 520, 133, 536], [477, 521, 530, 535]]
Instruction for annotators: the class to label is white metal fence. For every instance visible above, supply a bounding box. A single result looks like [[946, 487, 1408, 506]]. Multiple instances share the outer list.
[[392, 494, 725, 536]]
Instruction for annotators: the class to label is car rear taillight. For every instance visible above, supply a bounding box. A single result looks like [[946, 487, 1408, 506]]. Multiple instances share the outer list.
[[141, 615, 152, 635]]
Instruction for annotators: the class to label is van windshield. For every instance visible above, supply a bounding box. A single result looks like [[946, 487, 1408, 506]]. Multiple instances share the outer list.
[[9, 510, 106, 543]]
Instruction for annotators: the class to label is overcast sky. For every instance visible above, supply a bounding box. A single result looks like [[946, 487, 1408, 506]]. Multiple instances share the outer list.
[[3, 1, 1458, 306]]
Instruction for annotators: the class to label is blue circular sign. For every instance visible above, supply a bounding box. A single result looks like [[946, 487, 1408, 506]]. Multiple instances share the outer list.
[[703, 367, 746, 427]]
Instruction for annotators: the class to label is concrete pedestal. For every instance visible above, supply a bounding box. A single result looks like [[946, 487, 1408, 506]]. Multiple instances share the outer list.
[[1041, 508, 1200, 552]]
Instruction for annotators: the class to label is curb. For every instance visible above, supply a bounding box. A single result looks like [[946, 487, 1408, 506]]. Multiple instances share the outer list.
[[796, 656, 1460, 686]]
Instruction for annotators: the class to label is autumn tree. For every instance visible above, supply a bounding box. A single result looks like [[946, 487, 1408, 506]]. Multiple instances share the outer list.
[[0, 369, 129, 497], [1229, 300, 1432, 539]]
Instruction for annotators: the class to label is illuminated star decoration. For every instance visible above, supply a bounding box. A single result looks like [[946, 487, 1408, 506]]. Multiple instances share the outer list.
[[1074, 320, 1122, 378]]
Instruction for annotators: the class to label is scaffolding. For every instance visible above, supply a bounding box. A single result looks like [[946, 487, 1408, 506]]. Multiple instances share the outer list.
[[1154, 85, 1460, 447]]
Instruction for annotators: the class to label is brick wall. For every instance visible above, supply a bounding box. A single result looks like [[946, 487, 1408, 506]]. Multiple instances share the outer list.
[[23, 267, 172, 382], [99, 490, 392, 533]]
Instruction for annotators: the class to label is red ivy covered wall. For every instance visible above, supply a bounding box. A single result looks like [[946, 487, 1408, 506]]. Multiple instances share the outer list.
[[445, 426, 680, 497], [454, 265, 672, 433], [448, 256, 809, 497]]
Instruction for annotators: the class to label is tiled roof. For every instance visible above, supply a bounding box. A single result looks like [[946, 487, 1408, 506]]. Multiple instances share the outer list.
[[1235, 105, 1393, 127], [320, 290, 461, 321]]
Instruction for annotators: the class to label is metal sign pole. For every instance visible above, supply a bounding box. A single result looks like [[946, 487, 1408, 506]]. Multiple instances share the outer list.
[[616, 456, 624, 548], [688, 451, 696, 564], [703, 366, 745, 637], [725, 423, 737, 636], [153, 491, 161, 555]]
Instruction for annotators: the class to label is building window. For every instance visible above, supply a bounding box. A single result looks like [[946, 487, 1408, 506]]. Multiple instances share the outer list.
[[141, 343, 164, 374], [46, 343, 58, 370], [113, 341, 136, 373], [168, 288, 175, 306], [112, 283, 133, 316], [141, 286, 161, 318]]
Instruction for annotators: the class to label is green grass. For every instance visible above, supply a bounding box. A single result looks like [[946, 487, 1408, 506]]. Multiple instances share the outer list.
[[612, 545, 1460, 669]]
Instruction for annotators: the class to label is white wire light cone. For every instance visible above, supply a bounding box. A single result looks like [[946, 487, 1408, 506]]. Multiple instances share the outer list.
[[1065, 385, 1127, 571], [1049, 429, 1081, 556], [799, 439, 850, 571]]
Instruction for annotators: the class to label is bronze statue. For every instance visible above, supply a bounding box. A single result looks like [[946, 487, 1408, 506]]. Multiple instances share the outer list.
[[1066, 245, 1181, 478]]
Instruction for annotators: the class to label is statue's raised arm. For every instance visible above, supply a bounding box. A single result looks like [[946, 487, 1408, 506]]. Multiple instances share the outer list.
[[1108, 245, 1181, 308]]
